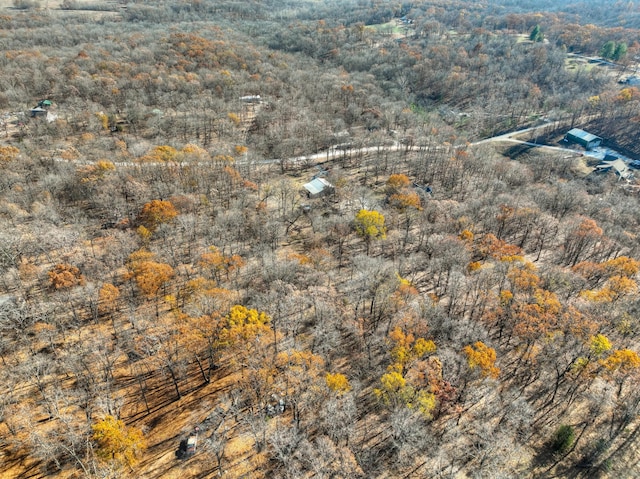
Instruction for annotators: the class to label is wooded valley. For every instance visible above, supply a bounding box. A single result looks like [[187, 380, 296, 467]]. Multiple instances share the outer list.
[[2, 1, 640, 478]]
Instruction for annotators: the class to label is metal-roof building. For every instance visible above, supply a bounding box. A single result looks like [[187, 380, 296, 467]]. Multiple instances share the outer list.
[[303, 177, 334, 199], [564, 128, 602, 150]]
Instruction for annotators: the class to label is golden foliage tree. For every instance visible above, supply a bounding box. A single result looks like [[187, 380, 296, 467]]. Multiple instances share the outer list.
[[374, 328, 439, 418], [140, 145, 178, 162], [354, 209, 387, 254], [92, 415, 146, 468], [137, 199, 178, 232], [386, 174, 411, 193], [99, 283, 120, 312], [325, 372, 351, 395], [601, 348, 640, 397], [463, 341, 500, 379], [388, 327, 436, 373], [127, 250, 174, 307], [0, 145, 20, 165], [215, 305, 272, 372], [374, 363, 437, 418], [589, 334, 612, 357]]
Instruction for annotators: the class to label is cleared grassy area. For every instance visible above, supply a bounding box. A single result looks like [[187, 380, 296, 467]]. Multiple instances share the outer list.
[[367, 20, 408, 35], [565, 57, 599, 71]]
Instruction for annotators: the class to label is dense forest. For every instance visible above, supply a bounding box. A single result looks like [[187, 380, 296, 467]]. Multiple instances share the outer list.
[[1, 0, 640, 478]]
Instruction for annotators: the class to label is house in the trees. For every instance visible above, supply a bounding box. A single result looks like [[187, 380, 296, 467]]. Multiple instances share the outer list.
[[620, 76, 640, 86], [303, 177, 334, 199], [595, 158, 632, 180], [564, 128, 602, 150]]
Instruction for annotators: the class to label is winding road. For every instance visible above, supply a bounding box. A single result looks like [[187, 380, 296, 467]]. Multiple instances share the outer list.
[[47, 121, 581, 169]]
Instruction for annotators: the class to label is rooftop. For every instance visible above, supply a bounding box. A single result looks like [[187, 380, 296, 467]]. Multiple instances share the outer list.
[[595, 159, 632, 179], [566, 128, 602, 143], [303, 177, 333, 196]]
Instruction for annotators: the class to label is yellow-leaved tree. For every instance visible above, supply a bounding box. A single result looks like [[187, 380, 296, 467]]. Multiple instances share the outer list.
[[216, 305, 272, 373], [601, 348, 640, 398], [463, 341, 500, 379], [325, 372, 351, 395], [137, 199, 178, 232], [388, 327, 436, 373], [354, 209, 387, 255], [92, 415, 146, 469], [374, 328, 438, 418]]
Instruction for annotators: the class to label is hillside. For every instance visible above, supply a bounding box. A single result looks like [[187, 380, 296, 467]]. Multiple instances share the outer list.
[[1, 1, 640, 479]]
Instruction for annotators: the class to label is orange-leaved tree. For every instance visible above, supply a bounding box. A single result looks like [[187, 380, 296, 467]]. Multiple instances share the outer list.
[[562, 218, 603, 266], [476, 233, 523, 261], [386, 174, 422, 211], [198, 246, 245, 282], [512, 289, 562, 341], [385, 174, 411, 194], [127, 251, 174, 299], [48, 263, 85, 290], [126, 250, 174, 316], [99, 283, 121, 337]]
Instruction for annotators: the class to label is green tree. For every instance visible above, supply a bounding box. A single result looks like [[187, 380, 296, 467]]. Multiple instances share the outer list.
[[92, 415, 146, 468], [600, 41, 616, 59], [613, 42, 628, 61], [354, 209, 387, 255], [551, 425, 575, 454], [529, 24, 543, 42]]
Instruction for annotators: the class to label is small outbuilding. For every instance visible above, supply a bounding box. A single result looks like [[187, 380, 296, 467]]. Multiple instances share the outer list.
[[595, 159, 632, 180], [239, 95, 261, 103], [303, 177, 334, 199], [30, 107, 47, 118], [564, 128, 602, 150]]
